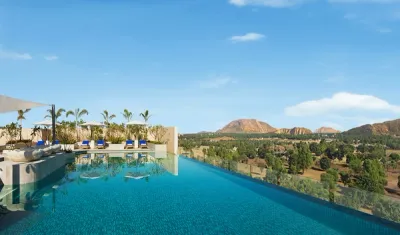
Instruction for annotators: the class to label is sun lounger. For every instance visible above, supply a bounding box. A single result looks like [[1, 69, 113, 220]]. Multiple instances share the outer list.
[[80, 140, 90, 149], [124, 140, 134, 149], [82, 154, 90, 158], [125, 153, 133, 158], [139, 140, 147, 149], [36, 140, 45, 146], [96, 140, 105, 149], [138, 153, 147, 158]]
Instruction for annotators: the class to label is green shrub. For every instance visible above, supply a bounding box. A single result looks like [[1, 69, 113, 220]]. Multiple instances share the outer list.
[[389, 153, 400, 162], [339, 171, 351, 186], [336, 189, 367, 210], [320, 157, 331, 170], [149, 140, 164, 144], [349, 157, 363, 174], [108, 136, 125, 144], [372, 199, 400, 223]]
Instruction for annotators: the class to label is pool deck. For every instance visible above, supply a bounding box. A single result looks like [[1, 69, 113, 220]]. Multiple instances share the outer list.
[[77, 148, 152, 154]]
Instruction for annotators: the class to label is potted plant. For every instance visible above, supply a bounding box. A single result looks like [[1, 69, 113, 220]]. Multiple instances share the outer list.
[[0, 122, 20, 150], [148, 125, 168, 152]]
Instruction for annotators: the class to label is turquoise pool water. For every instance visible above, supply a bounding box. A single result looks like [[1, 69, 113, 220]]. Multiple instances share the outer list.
[[0, 153, 399, 234]]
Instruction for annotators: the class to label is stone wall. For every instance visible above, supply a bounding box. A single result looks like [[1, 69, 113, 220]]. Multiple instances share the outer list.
[[161, 126, 178, 154], [0, 128, 45, 145]]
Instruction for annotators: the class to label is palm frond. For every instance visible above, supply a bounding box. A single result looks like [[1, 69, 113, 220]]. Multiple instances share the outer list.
[[66, 110, 75, 117], [79, 109, 89, 117]]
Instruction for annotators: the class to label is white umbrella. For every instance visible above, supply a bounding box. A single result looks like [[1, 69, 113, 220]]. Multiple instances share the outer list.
[[80, 121, 104, 140], [34, 120, 59, 144], [126, 120, 147, 125], [80, 121, 104, 127], [34, 120, 59, 126]]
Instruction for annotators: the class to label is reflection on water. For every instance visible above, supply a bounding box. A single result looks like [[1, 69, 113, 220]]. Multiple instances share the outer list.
[[0, 152, 178, 229]]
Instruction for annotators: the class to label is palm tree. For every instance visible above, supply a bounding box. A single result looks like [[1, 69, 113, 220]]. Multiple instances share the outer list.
[[122, 109, 133, 139], [140, 110, 151, 140], [121, 109, 133, 123], [66, 108, 89, 140], [44, 108, 66, 121], [140, 110, 151, 123], [101, 110, 116, 126], [17, 109, 30, 140]]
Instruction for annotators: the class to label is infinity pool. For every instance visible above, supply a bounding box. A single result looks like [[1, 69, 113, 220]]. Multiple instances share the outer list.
[[0, 153, 399, 234]]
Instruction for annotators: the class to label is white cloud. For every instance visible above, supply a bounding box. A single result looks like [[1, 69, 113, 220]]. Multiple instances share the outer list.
[[0, 49, 32, 60], [44, 55, 58, 61], [199, 76, 236, 89], [229, 33, 265, 43], [229, 0, 310, 7], [285, 92, 400, 117]]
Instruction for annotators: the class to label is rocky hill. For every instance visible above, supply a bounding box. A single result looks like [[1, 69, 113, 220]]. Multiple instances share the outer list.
[[217, 119, 312, 135], [275, 127, 312, 135], [345, 119, 400, 136], [217, 119, 276, 133], [315, 127, 340, 134]]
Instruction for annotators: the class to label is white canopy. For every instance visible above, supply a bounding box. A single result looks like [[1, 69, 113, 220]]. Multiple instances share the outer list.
[[34, 120, 59, 126], [80, 121, 104, 126], [0, 94, 48, 113], [126, 120, 147, 125]]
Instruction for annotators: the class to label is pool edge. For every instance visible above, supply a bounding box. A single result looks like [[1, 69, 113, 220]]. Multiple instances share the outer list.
[[181, 155, 400, 232]]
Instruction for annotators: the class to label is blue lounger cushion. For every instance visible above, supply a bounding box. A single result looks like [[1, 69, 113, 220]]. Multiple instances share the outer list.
[[36, 140, 45, 146]]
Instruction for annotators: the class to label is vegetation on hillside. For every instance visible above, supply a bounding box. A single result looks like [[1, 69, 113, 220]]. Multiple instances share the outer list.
[[179, 132, 400, 223]]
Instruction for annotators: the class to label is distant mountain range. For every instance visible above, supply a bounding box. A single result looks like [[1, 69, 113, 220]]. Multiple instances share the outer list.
[[216, 119, 320, 135], [344, 119, 400, 136], [192, 118, 400, 136]]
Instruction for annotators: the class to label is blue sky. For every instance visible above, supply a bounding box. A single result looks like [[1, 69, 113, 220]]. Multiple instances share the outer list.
[[0, 0, 400, 133]]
